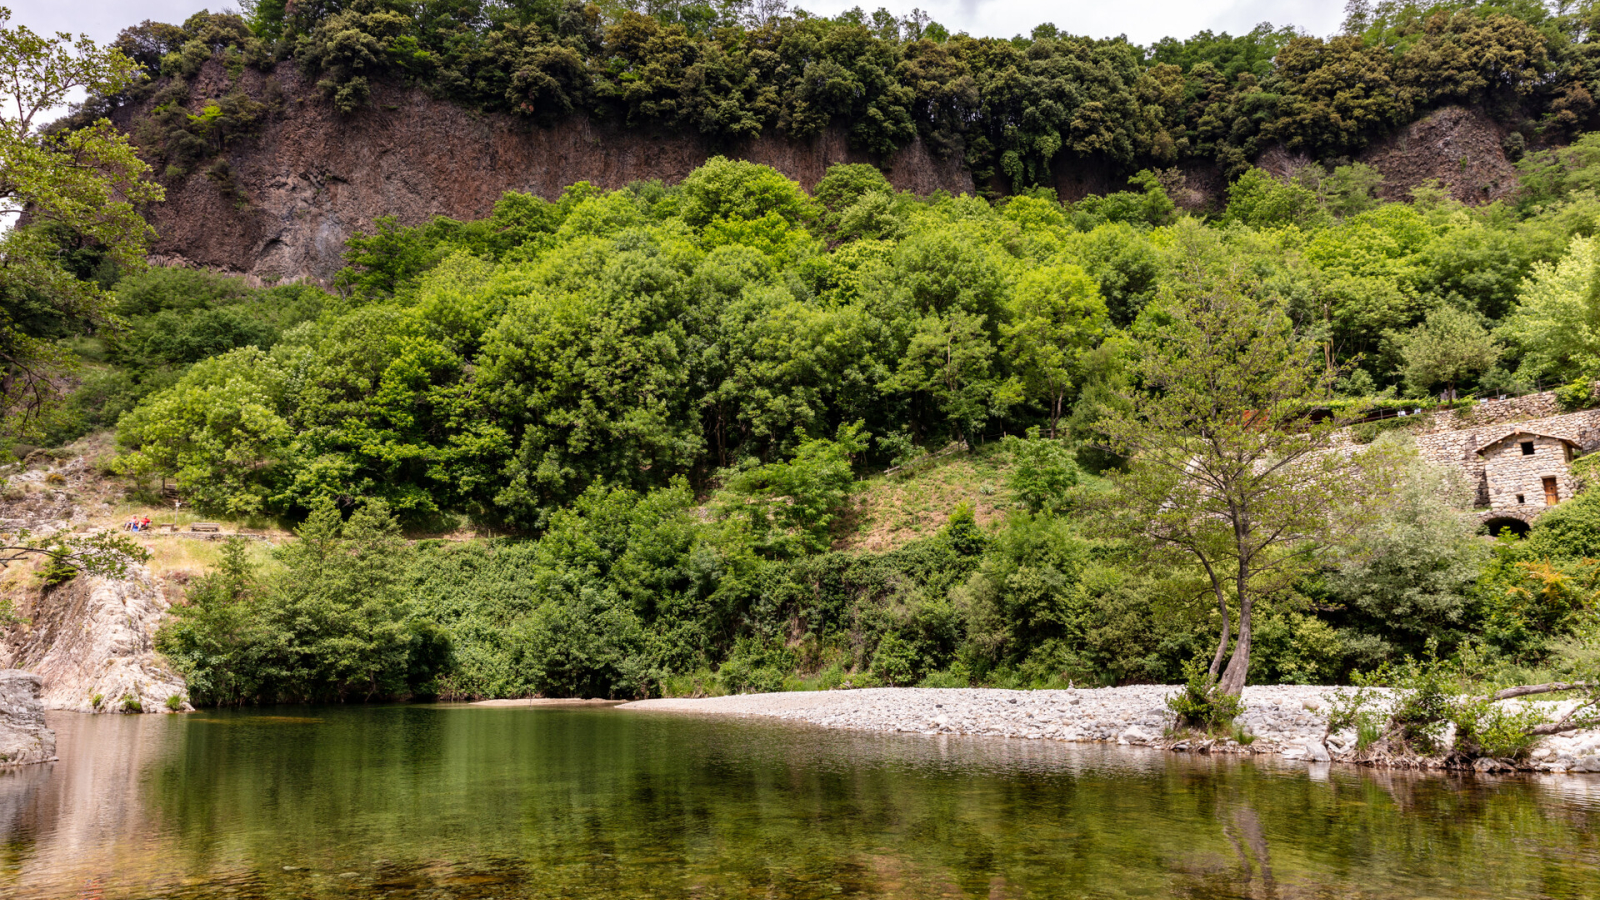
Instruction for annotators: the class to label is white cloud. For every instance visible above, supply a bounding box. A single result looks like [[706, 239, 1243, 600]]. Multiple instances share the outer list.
[[791, 0, 1345, 44], [9, 0, 213, 44], [10, 0, 1344, 47]]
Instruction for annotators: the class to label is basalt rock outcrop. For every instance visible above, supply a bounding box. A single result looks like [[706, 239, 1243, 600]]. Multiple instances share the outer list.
[[119, 60, 974, 286], [0, 671, 56, 766], [116, 59, 1524, 288], [1256, 106, 1519, 206]]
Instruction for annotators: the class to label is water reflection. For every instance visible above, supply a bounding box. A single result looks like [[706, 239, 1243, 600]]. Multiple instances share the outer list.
[[0, 706, 1595, 899]]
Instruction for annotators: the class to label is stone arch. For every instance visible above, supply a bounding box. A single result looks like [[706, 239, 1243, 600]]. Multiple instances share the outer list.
[[1482, 516, 1531, 538]]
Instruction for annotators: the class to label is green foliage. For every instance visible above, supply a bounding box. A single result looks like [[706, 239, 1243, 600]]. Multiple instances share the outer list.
[[1394, 305, 1503, 395], [1499, 235, 1600, 384], [79, 128, 1600, 708], [1226, 168, 1328, 230], [1166, 658, 1244, 733], [1556, 378, 1596, 411], [1339, 650, 1559, 763], [1526, 488, 1600, 561], [157, 509, 448, 705], [0, 8, 164, 437], [1002, 430, 1080, 516], [870, 632, 918, 686], [717, 422, 870, 554]]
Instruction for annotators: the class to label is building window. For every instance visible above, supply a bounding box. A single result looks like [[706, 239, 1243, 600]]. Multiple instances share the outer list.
[[1521, 441, 1535, 455], [1517, 493, 1525, 504]]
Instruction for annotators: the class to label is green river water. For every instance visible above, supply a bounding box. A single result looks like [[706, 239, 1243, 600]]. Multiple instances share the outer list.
[[1, 704, 1598, 899]]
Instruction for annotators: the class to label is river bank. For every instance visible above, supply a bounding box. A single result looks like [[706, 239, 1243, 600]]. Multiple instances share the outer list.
[[621, 685, 1600, 773]]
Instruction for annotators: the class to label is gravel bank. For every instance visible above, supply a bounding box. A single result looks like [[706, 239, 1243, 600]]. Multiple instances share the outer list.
[[621, 685, 1600, 773]]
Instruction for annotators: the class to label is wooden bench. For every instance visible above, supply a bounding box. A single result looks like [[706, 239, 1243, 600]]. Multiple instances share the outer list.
[[189, 523, 221, 533]]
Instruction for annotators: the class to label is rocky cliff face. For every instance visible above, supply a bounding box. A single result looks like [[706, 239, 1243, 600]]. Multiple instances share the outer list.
[[119, 60, 1522, 286], [124, 60, 974, 285], [0, 567, 188, 714], [0, 445, 190, 715], [1257, 106, 1520, 205], [0, 671, 56, 765]]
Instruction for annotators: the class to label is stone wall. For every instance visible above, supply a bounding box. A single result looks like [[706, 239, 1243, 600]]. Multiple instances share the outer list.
[[1332, 389, 1600, 511], [1412, 408, 1600, 508]]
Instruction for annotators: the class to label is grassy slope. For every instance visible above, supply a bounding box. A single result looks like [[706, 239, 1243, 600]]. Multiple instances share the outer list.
[[837, 444, 1014, 551]]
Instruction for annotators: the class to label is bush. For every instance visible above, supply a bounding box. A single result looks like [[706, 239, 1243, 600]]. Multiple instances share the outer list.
[[717, 639, 798, 694], [1165, 658, 1243, 733], [1003, 430, 1080, 515], [1556, 379, 1596, 412], [156, 505, 450, 705], [870, 632, 918, 686]]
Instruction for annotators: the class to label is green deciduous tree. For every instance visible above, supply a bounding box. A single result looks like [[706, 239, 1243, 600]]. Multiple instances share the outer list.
[[0, 8, 163, 435], [1500, 235, 1600, 383], [1096, 238, 1393, 697], [157, 504, 448, 705], [115, 348, 291, 516], [1003, 264, 1107, 437], [1395, 305, 1503, 396], [717, 421, 868, 553]]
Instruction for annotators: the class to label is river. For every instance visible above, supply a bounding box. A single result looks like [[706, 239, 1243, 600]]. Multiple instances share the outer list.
[[0, 705, 1597, 898]]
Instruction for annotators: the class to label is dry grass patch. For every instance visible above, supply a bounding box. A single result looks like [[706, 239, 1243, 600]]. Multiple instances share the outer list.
[[839, 448, 1013, 552], [142, 536, 279, 582]]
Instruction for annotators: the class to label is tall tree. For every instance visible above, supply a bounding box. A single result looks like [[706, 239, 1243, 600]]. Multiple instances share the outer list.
[[0, 8, 163, 435], [1003, 263, 1107, 438], [1095, 230, 1391, 697], [1394, 305, 1502, 397]]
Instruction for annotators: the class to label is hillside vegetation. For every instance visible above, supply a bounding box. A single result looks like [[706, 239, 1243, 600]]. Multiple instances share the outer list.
[[27, 143, 1592, 709], [78, 1, 1600, 193], [20, 2, 1600, 717]]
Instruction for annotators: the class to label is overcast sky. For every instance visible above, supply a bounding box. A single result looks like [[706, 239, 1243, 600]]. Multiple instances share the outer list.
[[12, 0, 1344, 48]]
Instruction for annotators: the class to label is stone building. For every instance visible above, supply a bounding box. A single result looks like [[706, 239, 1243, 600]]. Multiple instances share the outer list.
[[1477, 429, 1581, 519], [1328, 387, 1600, 534]]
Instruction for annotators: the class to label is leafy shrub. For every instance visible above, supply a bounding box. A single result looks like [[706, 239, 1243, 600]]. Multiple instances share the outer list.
[[717, 639, 798, 694], [870, 632, 918, 686], [1003, 430, 1080, 515], [917, 665, 971, 688], [717, 422, 870, 554], [1451, 696, 1547, 760], [1556, 378, 1595, 412], [156, 505, 450, 705], [1165, 658, 1243, 733]]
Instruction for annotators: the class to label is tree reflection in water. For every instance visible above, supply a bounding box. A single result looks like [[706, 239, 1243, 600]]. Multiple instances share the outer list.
[[0, 707, 1596, 899]]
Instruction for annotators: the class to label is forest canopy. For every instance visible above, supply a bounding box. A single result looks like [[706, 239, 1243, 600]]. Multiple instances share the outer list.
[[81, 0, 1600, 191]]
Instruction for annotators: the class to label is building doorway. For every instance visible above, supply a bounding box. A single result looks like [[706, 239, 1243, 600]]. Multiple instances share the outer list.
[[1544, 477, 1561, 506]]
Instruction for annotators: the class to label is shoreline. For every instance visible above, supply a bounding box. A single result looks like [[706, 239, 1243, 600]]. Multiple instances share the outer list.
[[619, 685, 1600, 774]]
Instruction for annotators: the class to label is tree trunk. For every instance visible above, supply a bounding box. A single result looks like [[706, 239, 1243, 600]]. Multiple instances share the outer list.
[[1199, 560, 1230, 680], [1489, 682, 1592, 701], [1209, 589, 1230, 681], [1218, 595, 1253, 696]]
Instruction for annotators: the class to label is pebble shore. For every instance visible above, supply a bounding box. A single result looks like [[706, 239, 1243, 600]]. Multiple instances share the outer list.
[[621, 685, 1600, 773]]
